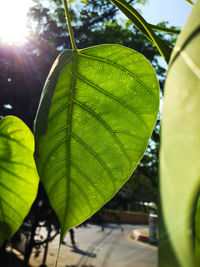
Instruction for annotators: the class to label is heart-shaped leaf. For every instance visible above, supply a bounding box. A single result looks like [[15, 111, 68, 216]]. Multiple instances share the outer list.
[[34, 44, 159, 240], [0, 116, 39, 246], [160, 1, 200, 266]]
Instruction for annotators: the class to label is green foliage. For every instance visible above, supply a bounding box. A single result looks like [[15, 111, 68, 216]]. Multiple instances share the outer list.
[[185, 0, 194, 5], [160, 1, 200, 266], [195, 197, 200, 265], [0, 0, 167, 250], [34, 44, 159, 240], [1, 2, 195, 267], [0, 116, 39, 246], [110, 0, 173, 63]]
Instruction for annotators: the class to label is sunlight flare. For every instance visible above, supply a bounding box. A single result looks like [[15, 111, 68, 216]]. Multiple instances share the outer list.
[[0, 0, 32, 44]]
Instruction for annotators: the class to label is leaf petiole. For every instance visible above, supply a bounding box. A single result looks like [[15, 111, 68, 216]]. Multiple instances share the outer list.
[[63, 0, 77, 51]]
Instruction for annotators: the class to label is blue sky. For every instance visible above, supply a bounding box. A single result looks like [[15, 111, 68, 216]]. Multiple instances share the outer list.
[[135, 0, 194, 28]]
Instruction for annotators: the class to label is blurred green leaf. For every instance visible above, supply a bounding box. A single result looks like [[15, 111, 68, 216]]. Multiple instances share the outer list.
[[0, 116, 39, 246], [185, 0, 194, 5], [110, 0, 172, 63], [34, 44, 159, 241], [149, 24, 181, 35], [195, 196, 200, 265], [160, 1, 200, 266]]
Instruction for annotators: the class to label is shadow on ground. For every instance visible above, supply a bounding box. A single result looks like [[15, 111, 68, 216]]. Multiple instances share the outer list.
[[0, 250, 31, 267], [70, 245, 96, 258], [66, 265, 95, 267]]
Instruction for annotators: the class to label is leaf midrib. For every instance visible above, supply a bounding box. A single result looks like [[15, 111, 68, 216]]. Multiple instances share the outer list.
[[45, 47, 158, 238], [61, 51, 77, 237]]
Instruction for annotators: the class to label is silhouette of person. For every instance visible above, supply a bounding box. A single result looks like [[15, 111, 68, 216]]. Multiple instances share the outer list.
[[61, 228, 76, 246], [69, 228, 76, 245]]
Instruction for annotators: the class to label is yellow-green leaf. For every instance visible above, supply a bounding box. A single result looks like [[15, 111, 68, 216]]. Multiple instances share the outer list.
[[34, 44, 159, 241], [0, 116, 39, 246], [160, 1, 200, 266]]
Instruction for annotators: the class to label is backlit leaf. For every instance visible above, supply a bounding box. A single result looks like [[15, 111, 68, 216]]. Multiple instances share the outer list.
[[160, 1, 200, 266], [34, 44, 159, 240], [0, 116, 39, 246]]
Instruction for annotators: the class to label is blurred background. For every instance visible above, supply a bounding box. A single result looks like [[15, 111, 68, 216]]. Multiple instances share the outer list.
[[0, 0, 192, 266]]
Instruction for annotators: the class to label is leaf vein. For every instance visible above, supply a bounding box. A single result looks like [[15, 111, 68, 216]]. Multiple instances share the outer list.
[[0, 163, 37, 190], [48, 103, 70, 123], [48, 175, 65, 198], [70, 132, 116, 192], [51, 90, 72, 105], [42, 126, 69, 148], [113, 130, 145, 141], [74, 72, 149, 131], [41, 138, 68, 179], [0, 158, 35, 170], [79, 53, 156, 98], [70, 179, 93, 213], [0, 133, 32, 152], [71, 162, 106, 203], [0, 197, 23, 220], [73, 99, 131, 165], [0, 182, 29, 209], [61, 51, 77, 236]]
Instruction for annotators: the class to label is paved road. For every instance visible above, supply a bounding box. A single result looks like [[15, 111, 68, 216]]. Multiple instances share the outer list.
[[30, 224, 157, 267]]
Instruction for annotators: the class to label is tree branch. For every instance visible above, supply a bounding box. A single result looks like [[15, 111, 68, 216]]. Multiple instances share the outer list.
[[34, 229, 60, 246]]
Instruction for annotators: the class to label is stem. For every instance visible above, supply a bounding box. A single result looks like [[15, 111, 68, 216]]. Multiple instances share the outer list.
[[149, 24, 181, 35], [111, 0, 171, 63], [55, 243, 61, 267], [63, 0, 77, 50], [42, 226, 51, 265]]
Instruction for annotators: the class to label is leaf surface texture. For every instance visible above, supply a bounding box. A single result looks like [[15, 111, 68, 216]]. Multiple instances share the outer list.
[[34, 44, 159, 240], [160, 1, 200, 266], [0, 116, 39, 246]]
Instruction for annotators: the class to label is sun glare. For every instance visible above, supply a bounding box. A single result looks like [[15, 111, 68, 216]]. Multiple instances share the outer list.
[[0, 0, 32, 45]]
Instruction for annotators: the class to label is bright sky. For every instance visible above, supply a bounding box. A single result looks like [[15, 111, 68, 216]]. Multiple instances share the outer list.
[[0, 0, 32, 44], [0, 0, 194, 45], [135, 0, 194, 28]]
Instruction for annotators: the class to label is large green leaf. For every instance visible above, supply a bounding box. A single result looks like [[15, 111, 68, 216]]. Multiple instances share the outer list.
[[34, 44, 159, 240], [195, 196, 200, 265], [0, 116, 39, 246], [160, 1, 200, 266]]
